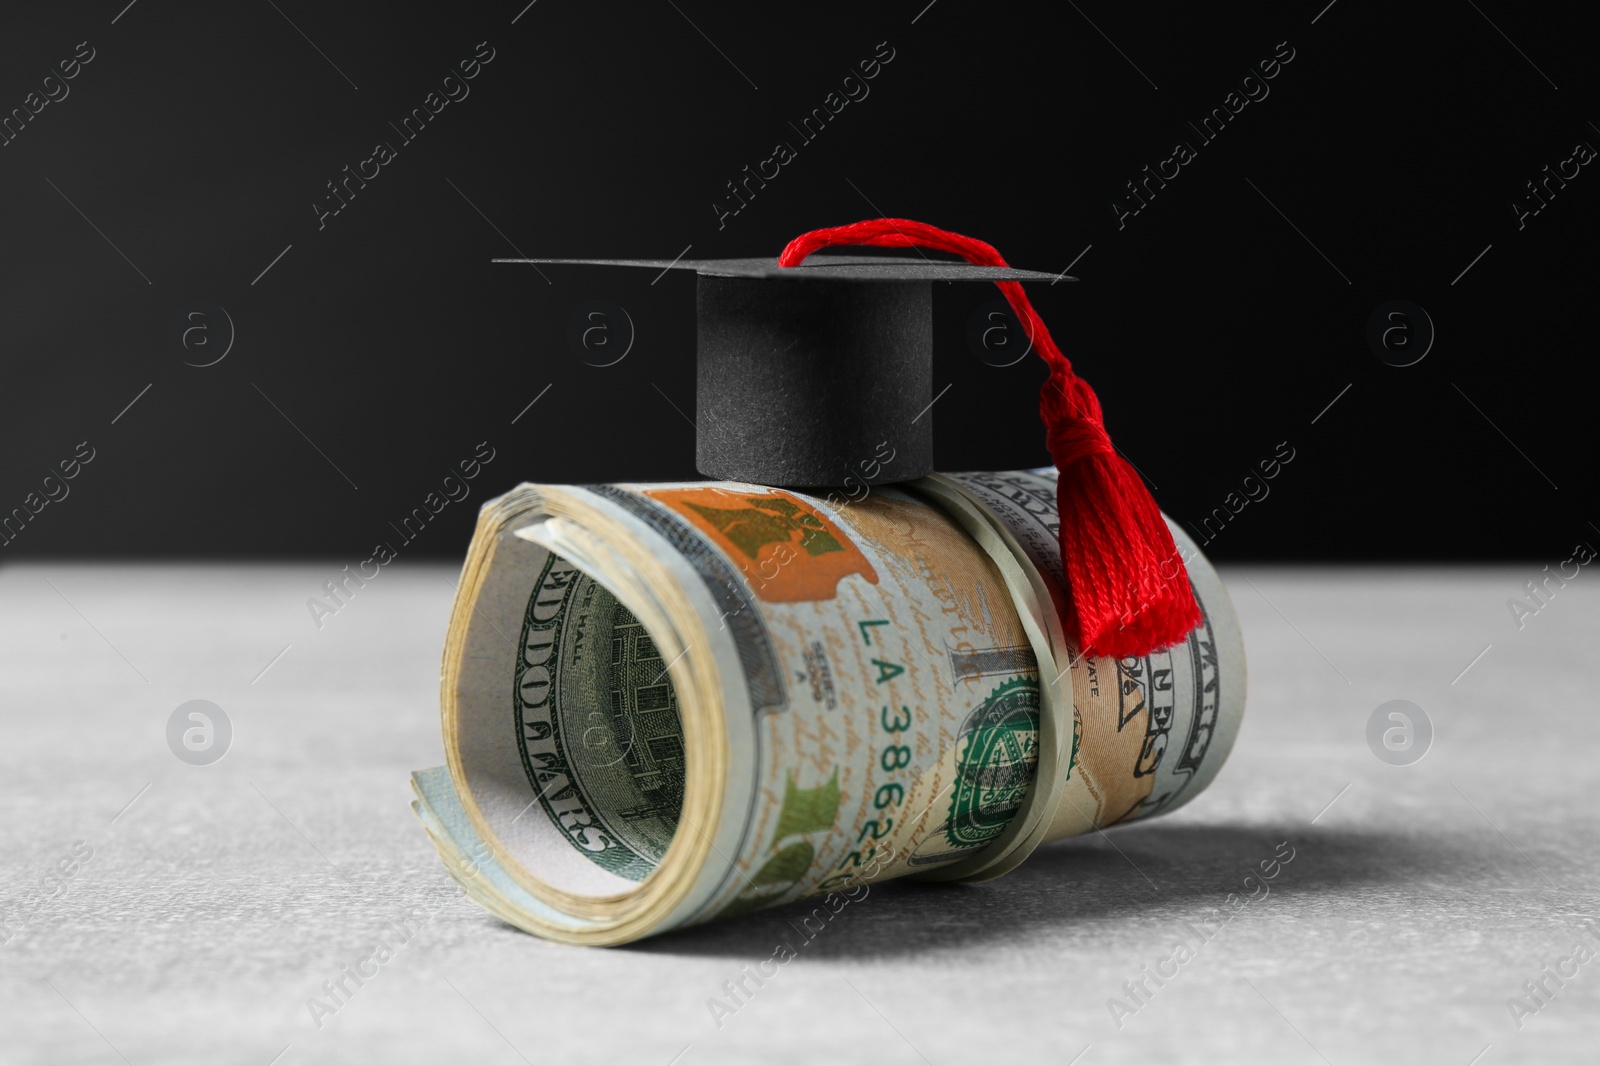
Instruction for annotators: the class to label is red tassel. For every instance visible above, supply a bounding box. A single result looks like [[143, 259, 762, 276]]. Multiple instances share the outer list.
[[779, 218, 1201, 660]]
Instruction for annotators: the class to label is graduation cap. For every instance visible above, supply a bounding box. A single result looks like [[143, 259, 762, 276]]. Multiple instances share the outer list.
[[501, 218, 1201, 660]]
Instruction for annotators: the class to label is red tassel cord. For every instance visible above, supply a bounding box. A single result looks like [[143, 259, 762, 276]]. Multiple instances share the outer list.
[[778, 218, 1201, 660]]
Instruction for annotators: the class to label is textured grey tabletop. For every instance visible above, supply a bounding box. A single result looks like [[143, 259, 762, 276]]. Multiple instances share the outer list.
[[2, 563, 1595, 1066]]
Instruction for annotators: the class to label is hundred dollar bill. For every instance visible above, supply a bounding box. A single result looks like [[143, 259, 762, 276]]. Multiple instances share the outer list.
[[412, 468, 1245, 944]]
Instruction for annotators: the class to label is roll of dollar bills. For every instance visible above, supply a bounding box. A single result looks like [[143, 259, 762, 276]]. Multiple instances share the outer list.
[[411, 468, 1245, 945]]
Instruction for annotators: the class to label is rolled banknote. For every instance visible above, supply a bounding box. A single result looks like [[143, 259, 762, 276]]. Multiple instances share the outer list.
[[412, 468, 1244, 945]]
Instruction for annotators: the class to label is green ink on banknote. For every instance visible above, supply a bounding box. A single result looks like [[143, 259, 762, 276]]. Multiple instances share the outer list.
[[514, 553, 687, 881], [944, 678, 1040, 850]]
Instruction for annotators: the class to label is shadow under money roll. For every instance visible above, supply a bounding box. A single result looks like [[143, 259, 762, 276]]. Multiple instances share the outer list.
[[412, 468, 1245, 945]]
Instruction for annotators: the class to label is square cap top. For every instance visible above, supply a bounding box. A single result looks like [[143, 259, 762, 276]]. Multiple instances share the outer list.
[[496, 251, 1069, 487], [495, 254, 1070, 283]]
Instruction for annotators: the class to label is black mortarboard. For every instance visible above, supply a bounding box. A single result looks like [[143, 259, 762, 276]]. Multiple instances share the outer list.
[[497, 253, 1065, 487], [499, 217, 1203, 661]]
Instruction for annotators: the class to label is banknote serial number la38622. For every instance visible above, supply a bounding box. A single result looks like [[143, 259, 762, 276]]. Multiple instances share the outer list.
[[814, 617, 918, 892]]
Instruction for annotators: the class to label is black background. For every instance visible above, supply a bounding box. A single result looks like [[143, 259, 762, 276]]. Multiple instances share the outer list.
[[1, 1, 1593, 563]]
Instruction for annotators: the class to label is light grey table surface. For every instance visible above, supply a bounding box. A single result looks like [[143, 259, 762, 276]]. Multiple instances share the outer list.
[[1, 562, 1595, 1066]]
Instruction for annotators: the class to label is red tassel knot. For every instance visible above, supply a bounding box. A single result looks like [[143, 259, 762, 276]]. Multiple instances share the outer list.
[[779, 218, 1202, 660]]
